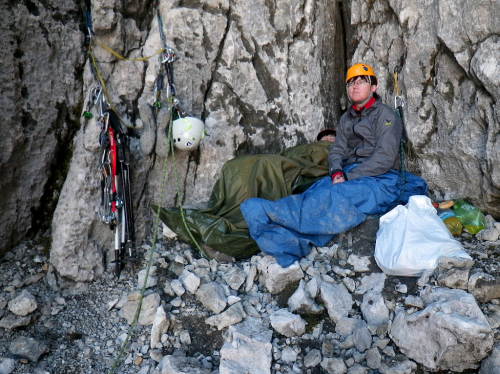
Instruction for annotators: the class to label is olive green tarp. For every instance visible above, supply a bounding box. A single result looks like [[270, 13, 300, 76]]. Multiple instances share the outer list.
[[153, 141, 331, 258]]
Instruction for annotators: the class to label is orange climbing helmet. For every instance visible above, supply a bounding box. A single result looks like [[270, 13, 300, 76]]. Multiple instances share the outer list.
[[346, 63, 378, 85]]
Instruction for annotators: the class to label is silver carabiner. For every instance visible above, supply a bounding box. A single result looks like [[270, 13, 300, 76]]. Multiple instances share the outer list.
[[394, 95, 405, 109], [101, 112, 110, 132], [90, 85, 103, 105]]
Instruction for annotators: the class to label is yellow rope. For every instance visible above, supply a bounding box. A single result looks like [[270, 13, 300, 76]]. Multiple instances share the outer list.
[[92, 40, 166, 62]]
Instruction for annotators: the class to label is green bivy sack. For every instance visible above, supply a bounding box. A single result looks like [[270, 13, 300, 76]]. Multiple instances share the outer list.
[[153, 141, 331, 259]]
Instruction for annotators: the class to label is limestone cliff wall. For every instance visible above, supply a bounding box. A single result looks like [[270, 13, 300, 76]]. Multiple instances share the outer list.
[[349, 0, 500, 215], [0, 0, 84, 255], [0, 0, 498, 281]]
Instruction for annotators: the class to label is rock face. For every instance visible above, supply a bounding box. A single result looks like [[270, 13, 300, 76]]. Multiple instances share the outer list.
[[0, 0, 83, 256], [48, 0, 345, 282], [350, 0, 500, 214], [0, 0, 499, 281]]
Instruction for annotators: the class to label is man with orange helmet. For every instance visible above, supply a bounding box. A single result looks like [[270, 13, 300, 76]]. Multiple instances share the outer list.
[[329, 63, 402, 183]]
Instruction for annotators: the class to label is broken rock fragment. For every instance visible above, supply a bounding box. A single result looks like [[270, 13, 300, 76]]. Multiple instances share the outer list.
[[390, 287, 493, 372], [219, 317, 272, 374]]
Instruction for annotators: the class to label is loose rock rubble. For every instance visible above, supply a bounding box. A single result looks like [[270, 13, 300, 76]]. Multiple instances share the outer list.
[[1, 216, 500, 374]]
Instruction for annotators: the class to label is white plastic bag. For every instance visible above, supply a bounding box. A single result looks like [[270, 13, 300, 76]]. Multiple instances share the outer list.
[[374, 195, 471, 276]]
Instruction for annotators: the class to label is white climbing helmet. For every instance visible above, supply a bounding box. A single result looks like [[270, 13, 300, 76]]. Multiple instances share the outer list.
[[172, 116, 205, 151]]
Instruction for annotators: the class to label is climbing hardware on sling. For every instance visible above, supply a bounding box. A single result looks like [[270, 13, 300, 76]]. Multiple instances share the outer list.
[[83, 0, 208, 279]]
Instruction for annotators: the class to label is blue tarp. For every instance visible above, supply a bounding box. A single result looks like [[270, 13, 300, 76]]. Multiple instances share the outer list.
[[241, 165, 428, 267]]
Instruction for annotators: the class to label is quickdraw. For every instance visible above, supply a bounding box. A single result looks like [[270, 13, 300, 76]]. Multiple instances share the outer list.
[[153, 48, 177, 116], [393, 57, 407, 142]]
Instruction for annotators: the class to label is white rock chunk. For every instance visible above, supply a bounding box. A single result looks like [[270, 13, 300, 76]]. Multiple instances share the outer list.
[[170, 279, 185, 297], [287, 279, 324, 315], [321, 357, 347, 374], [8, 290, 37, 317], [150, 306, 169, 348], [137, 267, 158, 289], [179, 270, 200, 294], [304, 349, 322, 368], [320, 282, 353, 323], [195, 282, 227, 314], [360, 290, 390, 327], [347, 254, 371, 272], [205, 302, 246, 330], [269, 309, 306, 337], [222, 266, 246, 291], [219, 317, 272, 374], [121, 293, 161, 326], [257, 256, 304, 294]]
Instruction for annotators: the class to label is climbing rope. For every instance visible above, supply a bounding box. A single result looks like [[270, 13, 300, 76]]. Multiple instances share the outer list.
[[92, 40, 166, 62]]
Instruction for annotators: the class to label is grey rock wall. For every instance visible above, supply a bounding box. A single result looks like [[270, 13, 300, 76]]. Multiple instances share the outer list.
[[349, 0, 500, 214], [50, 0, 345, 282], [0, 0, 84, 256], [0, 0, 499, 281]]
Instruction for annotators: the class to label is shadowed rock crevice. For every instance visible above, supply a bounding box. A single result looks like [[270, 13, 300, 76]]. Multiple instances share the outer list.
[[28, 102, 81, 239]]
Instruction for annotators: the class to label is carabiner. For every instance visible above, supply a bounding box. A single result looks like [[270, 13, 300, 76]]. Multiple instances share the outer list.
[[160, 47, 176, 64], [90, 85, 103, 105], [394, 95, 405, 109], [101, 112, 110, 132]]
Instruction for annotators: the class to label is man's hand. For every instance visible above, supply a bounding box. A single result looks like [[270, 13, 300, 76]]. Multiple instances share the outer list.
[[332, 174, 345, 184]]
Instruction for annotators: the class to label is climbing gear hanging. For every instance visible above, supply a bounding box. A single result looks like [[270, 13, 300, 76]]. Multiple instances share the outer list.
[[393, 57, 407, 143], [83, 0, 137, 278], [153, 47, 176, 116], [82, 0, 207, 281], [97, 109, 137, 277]]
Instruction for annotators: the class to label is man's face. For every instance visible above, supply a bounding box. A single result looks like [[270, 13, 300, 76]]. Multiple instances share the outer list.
[[346, 76, 377, 107]]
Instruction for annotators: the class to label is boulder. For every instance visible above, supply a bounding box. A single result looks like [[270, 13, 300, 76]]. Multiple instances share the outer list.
[[390, 287, 493, 372]]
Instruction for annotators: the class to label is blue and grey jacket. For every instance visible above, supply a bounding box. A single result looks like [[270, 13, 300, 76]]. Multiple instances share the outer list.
[[328, 94, 402, 181]]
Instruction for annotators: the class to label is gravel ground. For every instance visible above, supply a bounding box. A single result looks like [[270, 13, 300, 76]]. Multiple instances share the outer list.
[[0, 225, 236, 374], [0, 222, 499, 374]]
